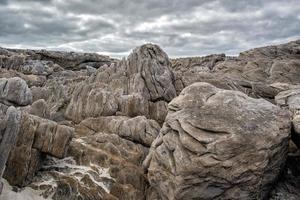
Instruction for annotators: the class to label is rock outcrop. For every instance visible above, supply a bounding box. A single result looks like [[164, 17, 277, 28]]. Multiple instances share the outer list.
[[1, 40, 300, 200], [275, 88, 300, 148], [65, 44, 176, 124], [0, 106, 21, 180], [0, 77, 32, 106], [3, 111, 73, 187], [145, 82, 291, 200], [171, 40, 300, 101]]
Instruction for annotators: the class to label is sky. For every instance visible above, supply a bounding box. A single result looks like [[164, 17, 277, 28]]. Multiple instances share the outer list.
[[0, 0, 299, 58]]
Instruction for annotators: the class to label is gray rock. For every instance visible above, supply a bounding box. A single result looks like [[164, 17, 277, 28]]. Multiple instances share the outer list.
[[76, 115, 160, 147], [0, 106, 21, 180], [4, 113, 73, 186], [65, 44, 176, 124], [0, 77, 32, 106], [145, 82, 291, 200], [276, 88, 300, 148]]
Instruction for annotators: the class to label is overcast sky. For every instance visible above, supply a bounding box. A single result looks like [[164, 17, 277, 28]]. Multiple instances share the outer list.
[[0, 0, 299, 58]]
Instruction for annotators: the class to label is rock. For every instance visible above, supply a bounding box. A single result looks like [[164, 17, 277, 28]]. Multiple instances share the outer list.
[[65, 44, 176, 124], [36, 49, 117, 69], [0, 77, 32, 106], [4, 113, 73, 186], [0, 106, 21, 179], [127, 44, 177, 102], [75, 115, 161, 147], [269, 152, 300, 200], [0, 52, 53, 76], [30, 157, 118, 200], [21, 99, 50, 119], [68, 133, 149, 199], [26, 114, 161, 199], [65, 82, 119, 123], [86, 65, 97, 75], [171, 40, 300, 100], [145, 82, 291, 200], [275, 88, 300, 148], [0, 40, 300, 199]]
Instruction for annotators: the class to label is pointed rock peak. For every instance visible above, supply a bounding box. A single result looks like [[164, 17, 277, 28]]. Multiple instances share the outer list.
[[128, 43, 170, 65]]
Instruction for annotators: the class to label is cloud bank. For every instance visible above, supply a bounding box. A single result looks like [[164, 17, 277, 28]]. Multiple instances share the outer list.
[[0, 0, 299, 57]]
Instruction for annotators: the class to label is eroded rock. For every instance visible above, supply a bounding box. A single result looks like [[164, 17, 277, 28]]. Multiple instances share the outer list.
[[276, 88, 300, 148], [65, 44, 176, 124], [4, 113, 73, 186], [145, 82, 291, 200], [0, 77, 32, 106]]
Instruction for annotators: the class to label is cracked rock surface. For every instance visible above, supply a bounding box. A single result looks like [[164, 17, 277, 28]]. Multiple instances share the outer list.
[[1, 40, 300, 199]]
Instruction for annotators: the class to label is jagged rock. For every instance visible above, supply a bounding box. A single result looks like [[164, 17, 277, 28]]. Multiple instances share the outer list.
[[0, 69, 47, 87], [171, 40, 300, 100], [21, 99, 50, 119], [75, 116, 160, 147], [0, 53, 54, 76], [1, 40, 300, 200], [276, 88, 300, 148], [65, 44, 176, 124], [65, 82, 119, 123], [0, 105, 21, 181], [0, 77, 32, 106], [30, 157, 118, 200], [36, 49, 117, 69], [4, 113, 73, 186], [67, 133, 149, 199], [145, 82, 291, 200], [28, 115, 161, 199]]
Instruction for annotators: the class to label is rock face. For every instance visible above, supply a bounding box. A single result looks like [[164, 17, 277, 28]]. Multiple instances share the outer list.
[[65, 44, 176, 124], [172, 40, 300, 101], [275, 88, 300, 148], [0, 77, 32, 106], [145, 82, 291, 200], [3, 110, 73, 187], [0, 106, 21, 179], [1, 40, 300, 199]]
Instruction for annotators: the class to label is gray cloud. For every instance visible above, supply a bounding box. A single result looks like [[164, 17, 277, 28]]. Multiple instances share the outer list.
[[0, 0, 299, 57]]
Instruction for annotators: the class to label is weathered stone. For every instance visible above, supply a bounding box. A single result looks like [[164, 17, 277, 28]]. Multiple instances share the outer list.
[[145, 82, 291, 200], [4, 113, 73, 186], [76, 115, 160, 147], [67, 133, 149, 200], [0, 77, 32, 106], [171, 40, 300, 99], [0, 106, 21, 180], [65, 44, 176, 124], [276, 88, 300, 148]]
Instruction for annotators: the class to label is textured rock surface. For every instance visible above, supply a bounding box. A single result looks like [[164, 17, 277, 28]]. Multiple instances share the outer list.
[[65, 44, 176, 124], [0, 77, 32, 106], [0, 40, 300, 199], [145, 82, 291, 200], [4, 113, 73, 186], [171, 40, 300, 101], [76, 116, 161, 147], [269, 152, 300, 200], [275, 88, 300, 148], [0, 106, 21, 179]]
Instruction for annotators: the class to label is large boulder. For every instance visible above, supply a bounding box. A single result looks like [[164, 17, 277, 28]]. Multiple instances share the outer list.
[[145, 82, 291, 200]]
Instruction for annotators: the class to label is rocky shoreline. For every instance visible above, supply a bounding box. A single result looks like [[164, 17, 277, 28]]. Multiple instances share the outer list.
[[0, 40, 300, 199]]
